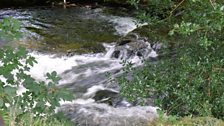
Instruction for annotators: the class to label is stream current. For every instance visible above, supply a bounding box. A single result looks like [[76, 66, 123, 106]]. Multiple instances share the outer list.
[[0, 6, 155, 106]]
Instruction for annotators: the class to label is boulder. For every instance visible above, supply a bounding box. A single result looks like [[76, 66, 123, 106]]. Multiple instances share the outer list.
[[60, 103, 158, 126], [82, 85, 132, 107], [111, 33, 157, 60]]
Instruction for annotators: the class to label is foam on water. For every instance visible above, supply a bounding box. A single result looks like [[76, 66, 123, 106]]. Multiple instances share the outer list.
[[103, 43, 116, 58], [107, 16, 147, 36], [28, 50, 122, 84], [83, 85, 118, 98]]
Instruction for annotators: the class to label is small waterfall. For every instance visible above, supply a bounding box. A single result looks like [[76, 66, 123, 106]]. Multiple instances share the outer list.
[[28, 51, 121, 85], [104, 43, 115, 58], [107, 16, 148, 36]]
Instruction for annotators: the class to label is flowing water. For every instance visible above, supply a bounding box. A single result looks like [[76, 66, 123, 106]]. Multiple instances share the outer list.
[[0, 7, 140, 53], [0, 6, 153, 105]]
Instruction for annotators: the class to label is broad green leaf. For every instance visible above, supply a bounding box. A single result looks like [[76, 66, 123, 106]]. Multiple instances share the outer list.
[[0, 98, 4, 107], [4, 86, 16, 96]]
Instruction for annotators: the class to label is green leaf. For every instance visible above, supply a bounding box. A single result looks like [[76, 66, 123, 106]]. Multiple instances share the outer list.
[[46, 71, 60, 83], [26, 56, 37, 67], [5, 95, 13, 104], [4, 86, 16, 96], [168, 30, 174, 36], [17, 47, 27, 58], [0, 98, 4, 107]]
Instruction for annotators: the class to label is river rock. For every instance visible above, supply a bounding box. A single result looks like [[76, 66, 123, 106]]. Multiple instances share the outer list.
[[112, 33, 157, 60], [60, 103, 158, 126], [93, 89, 119, 105], [82, 85, 132, 107]]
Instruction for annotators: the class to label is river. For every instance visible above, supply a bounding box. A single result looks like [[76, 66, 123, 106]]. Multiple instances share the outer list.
[[0, 6, 158, 125], [1, 6, 149, 94]]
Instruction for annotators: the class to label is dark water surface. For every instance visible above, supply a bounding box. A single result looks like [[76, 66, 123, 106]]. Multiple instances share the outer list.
[[0, 6, 137, 53]]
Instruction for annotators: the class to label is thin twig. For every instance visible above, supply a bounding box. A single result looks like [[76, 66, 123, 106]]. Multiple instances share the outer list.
[[169, 0, 185, 18], [212, 67, 224, 71], [209, 0, 215, 9]]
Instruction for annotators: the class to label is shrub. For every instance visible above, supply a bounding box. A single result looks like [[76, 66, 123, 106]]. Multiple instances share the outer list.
[[119, 0, 224, 119], [0, 17, 74, 125], [0, 16, 21, 41], [120, 41, 224, 117]]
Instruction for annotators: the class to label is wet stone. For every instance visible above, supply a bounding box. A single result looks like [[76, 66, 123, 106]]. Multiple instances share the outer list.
[[60, 103, 158, 126]]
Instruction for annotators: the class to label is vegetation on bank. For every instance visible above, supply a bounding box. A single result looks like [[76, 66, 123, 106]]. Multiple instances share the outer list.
[[151, 111, 224, 126], [0, 17, 74, 125], [118, 0, 224, 122]]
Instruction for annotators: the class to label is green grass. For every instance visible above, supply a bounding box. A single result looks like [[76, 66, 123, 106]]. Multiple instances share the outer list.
[[150, 116, 224, 126], [1, 111, 73, 126], [17, 116, 73, 126]]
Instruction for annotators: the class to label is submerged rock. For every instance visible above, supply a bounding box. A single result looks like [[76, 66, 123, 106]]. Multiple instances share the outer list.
[[60, 103, 158, 126], [93, 89, 119, 104], [83, 85, 132, 107]]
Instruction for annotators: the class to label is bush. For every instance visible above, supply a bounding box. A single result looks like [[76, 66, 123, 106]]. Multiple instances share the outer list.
[[0, 17, 74, 125], [120, 41, 224, 118], [0, 16, 21, 41], [0, 47, 73, 114], [119, 0, 224, 119]]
